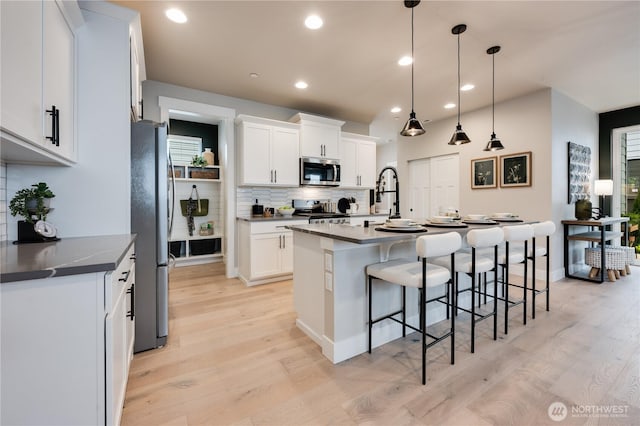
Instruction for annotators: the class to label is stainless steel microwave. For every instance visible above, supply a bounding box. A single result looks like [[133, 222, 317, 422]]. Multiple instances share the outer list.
[[300, 157, 340, 186]]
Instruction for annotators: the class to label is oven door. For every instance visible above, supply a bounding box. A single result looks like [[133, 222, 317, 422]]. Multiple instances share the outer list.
[[300, 157, 340, 186]]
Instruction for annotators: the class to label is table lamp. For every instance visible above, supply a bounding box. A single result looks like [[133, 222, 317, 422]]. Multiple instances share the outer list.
[[593, 179, 613, 219]]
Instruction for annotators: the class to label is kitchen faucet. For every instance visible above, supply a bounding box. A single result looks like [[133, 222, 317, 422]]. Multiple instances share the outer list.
[[375, 166, 400, 218]]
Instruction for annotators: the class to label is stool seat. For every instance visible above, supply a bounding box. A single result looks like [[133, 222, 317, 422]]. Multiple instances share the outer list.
[[432, 252, 495, 274], [367, 259, 451, 288]]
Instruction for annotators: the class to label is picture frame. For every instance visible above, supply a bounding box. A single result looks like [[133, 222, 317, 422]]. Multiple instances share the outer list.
[[471, 156, 497, 189], [500, 151, 532, 187]]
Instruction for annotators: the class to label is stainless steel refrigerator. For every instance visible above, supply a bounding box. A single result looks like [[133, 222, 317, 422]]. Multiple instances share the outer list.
[[131, 120, 172, 352]]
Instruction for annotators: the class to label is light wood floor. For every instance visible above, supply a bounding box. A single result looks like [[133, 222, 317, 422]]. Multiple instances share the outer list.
[[122, 263, 640, 426]]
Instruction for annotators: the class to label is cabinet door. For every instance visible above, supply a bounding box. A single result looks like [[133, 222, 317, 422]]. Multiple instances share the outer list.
[[358, 141, 377, 188], [43, 0, 75, 160], [105, 283, 127, 426], [340, 138, 358, 187], [280, 232, 294, 273], [300, 122, 340, 158], [240, 122, 272, 185], [0, 0, 43, 144], [271, 127, 299, 186], [249, 233, 282, 278]]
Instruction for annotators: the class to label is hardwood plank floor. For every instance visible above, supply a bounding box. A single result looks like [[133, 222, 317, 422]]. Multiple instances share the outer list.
[[122, 263, 640, 426]]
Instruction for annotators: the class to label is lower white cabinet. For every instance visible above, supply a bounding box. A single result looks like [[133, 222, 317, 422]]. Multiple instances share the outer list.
[[0, 244, 135, 426], [238, 219, 306, 285]]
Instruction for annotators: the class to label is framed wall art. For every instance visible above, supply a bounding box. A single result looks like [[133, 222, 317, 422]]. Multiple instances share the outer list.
[[567, 141, 591, 203], [500, 151, 532, 187], [471, 156, 497, 189]]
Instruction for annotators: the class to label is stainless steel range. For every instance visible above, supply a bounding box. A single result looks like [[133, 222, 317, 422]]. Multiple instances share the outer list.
[[292, 199, 350, 224]]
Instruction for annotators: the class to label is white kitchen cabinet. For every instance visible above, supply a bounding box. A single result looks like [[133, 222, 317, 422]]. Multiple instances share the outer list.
[[290, 113, 344, 159], [340, 132, 378, 188], [0, 0, 81, 164], [0, 243, 135, 426], [238, 219, 307, 285], [237, 115, 300, 186], [129, 17, 145, 121]]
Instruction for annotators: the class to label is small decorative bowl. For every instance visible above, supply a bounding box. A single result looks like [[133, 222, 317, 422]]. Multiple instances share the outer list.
[[277, 208, 294, 216]]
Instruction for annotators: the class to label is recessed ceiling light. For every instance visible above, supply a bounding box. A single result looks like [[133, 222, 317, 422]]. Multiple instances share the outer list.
[[295, 81, 308, 89], [390, 106, 402, 113], [461, 84, 475, 91], [249, 73, 259, 78], [305, 15, 323, 30], [398, 56, 413, 66], [444, 103, 456, 109], [165, 8, 187, 24]]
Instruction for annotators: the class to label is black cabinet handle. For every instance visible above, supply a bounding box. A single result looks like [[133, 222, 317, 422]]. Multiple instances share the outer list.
[[45, 105, 58, 146], [127, 283, 135, 320], [119, 270, 130, 282]]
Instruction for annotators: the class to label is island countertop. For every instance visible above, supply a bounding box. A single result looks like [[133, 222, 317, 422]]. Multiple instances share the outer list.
[[1, 234, 137, 283]]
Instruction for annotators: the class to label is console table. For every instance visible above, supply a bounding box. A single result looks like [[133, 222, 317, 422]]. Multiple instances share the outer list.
[[562, 217, 629, 283]]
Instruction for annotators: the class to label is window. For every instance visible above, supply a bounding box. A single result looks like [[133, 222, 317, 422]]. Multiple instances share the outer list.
[[168, 135, 202, 164]]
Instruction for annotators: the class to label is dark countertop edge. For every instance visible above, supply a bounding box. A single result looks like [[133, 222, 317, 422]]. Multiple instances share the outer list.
[[237, 215, 307, 222], [1, 234, 137, 284], [287, 225, 411, 245]]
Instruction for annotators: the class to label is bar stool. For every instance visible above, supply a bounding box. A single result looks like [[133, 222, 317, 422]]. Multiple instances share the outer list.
[[366, 232, 462, 385], [529, 221, 555, 318], [493, 224, 534, 334], [433, 227, 504, 353]]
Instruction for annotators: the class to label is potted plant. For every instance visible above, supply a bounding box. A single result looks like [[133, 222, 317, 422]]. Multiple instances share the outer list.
[[9, 182, 56, 242], [191, 155, 208, 168]]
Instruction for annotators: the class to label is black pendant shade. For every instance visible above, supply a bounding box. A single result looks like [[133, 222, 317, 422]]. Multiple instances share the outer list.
[[448, 24, 470, 145], [484, 133, 505, 151], [484, 45, 504, 151], [401, 111, 426, 137], [400, 1, 425, 137]]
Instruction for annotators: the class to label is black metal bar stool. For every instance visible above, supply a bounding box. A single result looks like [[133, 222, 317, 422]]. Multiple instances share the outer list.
[[529, 221, 555, 318], [366, 232, 462, 385], [433, 227, 504, 353]]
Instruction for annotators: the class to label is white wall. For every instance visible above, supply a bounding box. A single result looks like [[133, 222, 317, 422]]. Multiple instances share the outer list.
[[551, 90, 599, 276], [6, 7, 132, 240], [0, 162, 6, 241]]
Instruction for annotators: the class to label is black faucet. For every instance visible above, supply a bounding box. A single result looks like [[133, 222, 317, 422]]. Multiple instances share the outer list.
[[375, 166, 400, 218]]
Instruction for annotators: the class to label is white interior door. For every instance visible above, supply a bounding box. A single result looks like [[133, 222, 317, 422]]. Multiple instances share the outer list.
[[408, 158, 430, 219], [408, 154, 460, 219], [431, 155, 460, 217]]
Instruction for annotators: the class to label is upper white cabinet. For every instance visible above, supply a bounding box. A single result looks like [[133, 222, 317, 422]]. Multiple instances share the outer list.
[[340, 132, 378, 188], [129, 15, 145, 121], [290, 113, 344, 159], [237, 115, 299, 187], [0, 0, 82, 165]]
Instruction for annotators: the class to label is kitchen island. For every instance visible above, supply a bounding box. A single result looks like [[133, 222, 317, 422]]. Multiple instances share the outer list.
[[289, 222, 468, 363]]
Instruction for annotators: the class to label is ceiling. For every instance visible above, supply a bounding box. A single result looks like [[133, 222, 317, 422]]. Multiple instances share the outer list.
[[109, 0, 640, 129]]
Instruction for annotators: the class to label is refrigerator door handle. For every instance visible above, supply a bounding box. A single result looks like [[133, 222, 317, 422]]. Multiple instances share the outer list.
[[168, 150, 176, 236]]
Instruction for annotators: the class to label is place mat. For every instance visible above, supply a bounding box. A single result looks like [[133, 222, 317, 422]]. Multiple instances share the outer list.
[[462, 219, 499, 225], [423, 221, 468, 228], [375, 225, 428, 233], [491, 217, 524, 223]]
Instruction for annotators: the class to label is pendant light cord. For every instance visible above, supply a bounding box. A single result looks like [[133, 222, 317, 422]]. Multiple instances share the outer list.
[[411, 6, 415, 113], [457, 32, 461, 126], [492, 53, 495, 133]]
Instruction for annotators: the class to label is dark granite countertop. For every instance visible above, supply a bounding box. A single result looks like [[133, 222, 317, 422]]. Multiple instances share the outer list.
[[237, 215, 310, 222], [1, 234, 136, 283]]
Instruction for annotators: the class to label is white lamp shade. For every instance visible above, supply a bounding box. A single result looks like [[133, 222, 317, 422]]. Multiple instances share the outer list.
[[594, 179, 614, 196]]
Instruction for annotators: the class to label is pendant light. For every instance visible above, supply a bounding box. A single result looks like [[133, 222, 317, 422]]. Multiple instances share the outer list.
[[484, 45, 505, 151], [448, 24, 471, 145], [400, 1, 425, 137]]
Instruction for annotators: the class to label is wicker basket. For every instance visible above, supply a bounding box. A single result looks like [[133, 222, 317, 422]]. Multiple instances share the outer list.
[[584, 247, 626, 270], [190, 169, 219, 179]]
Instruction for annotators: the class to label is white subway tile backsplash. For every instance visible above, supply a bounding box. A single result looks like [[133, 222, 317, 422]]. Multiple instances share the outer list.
[[236, 186, 371, 216]]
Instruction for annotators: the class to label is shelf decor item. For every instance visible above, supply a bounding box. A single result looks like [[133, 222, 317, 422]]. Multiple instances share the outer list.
[[568, 141, 591, 203], [9, 182, 58, 243], [202, 147, 215, 165]]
